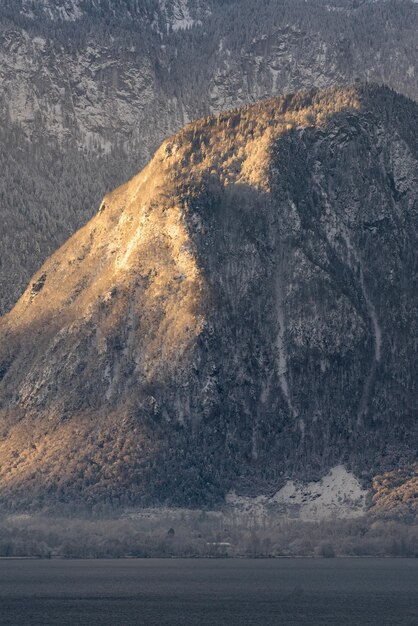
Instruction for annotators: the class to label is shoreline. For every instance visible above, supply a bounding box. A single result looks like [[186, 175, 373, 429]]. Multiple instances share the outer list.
[[0, 555, 416, 561]]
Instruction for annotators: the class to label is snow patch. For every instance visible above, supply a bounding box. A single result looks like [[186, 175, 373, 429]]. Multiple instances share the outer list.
[[226, 465, 368, 521], [32, 37, 47, 51], [160, 0, 205, 32]]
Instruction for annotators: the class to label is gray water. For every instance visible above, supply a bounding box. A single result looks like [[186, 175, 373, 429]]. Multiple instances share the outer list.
[[0, 558, 416, 625]]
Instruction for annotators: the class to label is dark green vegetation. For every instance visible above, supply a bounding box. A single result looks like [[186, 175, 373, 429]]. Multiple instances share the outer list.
[[0, 117, 128, 312], [1, 0, 418, 312]]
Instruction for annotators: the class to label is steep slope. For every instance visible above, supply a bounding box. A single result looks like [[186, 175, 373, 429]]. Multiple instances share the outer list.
[[1, 0, 418, 313], [0, 114, 129, 313], [0, 84, 417, 511]]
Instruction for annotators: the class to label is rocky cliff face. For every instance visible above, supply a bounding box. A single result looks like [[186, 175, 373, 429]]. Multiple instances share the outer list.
[[1, 0, 418, 313], [0, 84, 416, 511]]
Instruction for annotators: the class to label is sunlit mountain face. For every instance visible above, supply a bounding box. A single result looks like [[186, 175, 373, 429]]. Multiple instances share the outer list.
[[0, 0, 418, 314], [0, 84, 416, 514]]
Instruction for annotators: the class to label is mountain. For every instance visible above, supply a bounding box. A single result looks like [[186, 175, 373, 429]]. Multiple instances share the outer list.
[[0, 83, 416, 513], [1, 0, 418, 313]]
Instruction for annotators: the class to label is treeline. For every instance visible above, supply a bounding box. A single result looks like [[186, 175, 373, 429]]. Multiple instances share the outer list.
[[0, 511, 416, 559]]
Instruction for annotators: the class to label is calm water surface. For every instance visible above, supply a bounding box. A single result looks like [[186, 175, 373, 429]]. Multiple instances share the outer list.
[[0, 558, 416, 625]]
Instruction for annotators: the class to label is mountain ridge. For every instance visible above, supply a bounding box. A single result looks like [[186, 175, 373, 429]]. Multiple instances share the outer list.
[[1, 0, 418, 313], [0, 83, 417, 514]]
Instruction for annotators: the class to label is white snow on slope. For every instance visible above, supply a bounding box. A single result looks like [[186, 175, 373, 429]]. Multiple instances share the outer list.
[[159, 0, 207, 32], [171, 0, 197, 31], [226, 465, 368, 521]]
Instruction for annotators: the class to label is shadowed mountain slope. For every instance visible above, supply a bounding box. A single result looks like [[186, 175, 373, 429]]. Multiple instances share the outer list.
[[0, 84, 417, 511]]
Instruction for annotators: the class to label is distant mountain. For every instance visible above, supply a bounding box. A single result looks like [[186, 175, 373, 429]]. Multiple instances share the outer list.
[[1, 0, 418, 313], [0, 84, 416, 514]]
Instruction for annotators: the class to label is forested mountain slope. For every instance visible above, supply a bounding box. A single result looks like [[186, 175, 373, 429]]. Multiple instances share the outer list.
[[1, 0, 418, 312], [0, 84, 416, 512]]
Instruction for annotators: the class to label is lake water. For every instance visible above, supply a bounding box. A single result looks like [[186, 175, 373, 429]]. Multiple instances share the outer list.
[[0, 558, 416, 625]]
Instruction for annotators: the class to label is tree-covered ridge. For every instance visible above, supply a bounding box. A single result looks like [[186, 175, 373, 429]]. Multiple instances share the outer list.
[[0, 84, 416, 511]]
